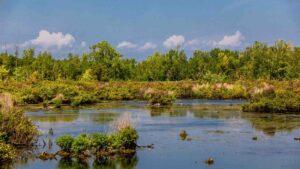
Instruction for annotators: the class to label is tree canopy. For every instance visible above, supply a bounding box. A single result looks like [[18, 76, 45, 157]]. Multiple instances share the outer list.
[[0, 40, 299, 82]]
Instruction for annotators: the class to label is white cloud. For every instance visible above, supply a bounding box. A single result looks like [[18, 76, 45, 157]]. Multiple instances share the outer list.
[[22, 30, 75, 49], [80, 41, 87, 48], [139, 42, 157, 50], [163, 35, 185, 48], [186, 39, 200, 46], [0, 44, 15, 51], [215, 31, 244, 47], [117, 41, 137, 49]]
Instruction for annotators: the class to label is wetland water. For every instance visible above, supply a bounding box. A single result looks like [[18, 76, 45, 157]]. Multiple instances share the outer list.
[[8, 100, 300, 169]]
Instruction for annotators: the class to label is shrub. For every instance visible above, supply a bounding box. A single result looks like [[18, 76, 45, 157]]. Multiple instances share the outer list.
[[243, 90, 300, 113], [71, 134, 90, 154], [52, 94, 64, 108], [0, 109, 38, 146], [0, 141, 16, 162], [109, 127, 139, 149], [71, 93, 97, 107], [89, 133, 109, 151], [144, 89, 176, 106], [56, 135, 74, 152]]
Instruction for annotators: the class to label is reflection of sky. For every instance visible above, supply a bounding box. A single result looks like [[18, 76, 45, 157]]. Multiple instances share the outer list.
[[22, 100, 300, 169]]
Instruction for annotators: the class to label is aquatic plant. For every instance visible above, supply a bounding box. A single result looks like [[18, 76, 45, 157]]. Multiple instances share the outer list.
[[56, 135, 74, 152], [144, 89, 176, 106], [90, 133, 109, 151], [71, 134, 91, 154], [109, 127, 139, 149], [179, 130, 188, 140]]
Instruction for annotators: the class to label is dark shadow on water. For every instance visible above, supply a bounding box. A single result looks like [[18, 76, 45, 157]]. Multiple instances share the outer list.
[[56, 154, 138, 169]]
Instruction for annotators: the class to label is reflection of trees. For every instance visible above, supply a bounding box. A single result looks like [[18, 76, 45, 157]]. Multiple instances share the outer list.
[[148, 104, 300, 136], [81, 112, 120, 124], [30, 114, 79, 123], [148, 107, 187, 117], [148, 105, 241, 119], [56, 154, 138, 169], [57, 158, 89, 169], [242, 113, 300, 136], [93, 153, 138, 169]]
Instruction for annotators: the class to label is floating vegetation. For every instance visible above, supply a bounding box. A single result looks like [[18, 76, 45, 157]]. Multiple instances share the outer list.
[[205, 158, 214, 165], [179, 130, 188, 140]]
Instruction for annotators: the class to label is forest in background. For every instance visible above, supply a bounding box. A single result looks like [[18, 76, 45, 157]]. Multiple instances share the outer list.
[[0, 40, 299, 82]]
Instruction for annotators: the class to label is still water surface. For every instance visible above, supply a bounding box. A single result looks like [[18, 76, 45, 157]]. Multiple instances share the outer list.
[[9, 100, 300, 169]]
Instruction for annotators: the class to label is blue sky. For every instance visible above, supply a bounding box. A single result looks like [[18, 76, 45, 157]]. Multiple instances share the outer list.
[[0, 0, 299, 60]]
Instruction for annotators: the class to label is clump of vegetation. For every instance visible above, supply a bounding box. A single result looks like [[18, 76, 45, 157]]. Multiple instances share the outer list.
[[144, 89, 176, 106], [52, 94, 64, 108], [243, 90, 300, 113], [56, 135, 74, 152], [205, 158, 214, 165], [179, 130, 188, 140], [0, 141, 16, 162], [0, 93, 38, 146], [109, 127, 139, 149], [90, 133, 109, 151], [71, 134, 91, 154], [54, 126, 139, 159]]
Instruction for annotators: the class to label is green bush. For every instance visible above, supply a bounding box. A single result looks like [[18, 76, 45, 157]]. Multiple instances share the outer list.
[[71, 134, 90, 154], [109, 127, 139, 149], [144, 89, 176, 106], [89, 133, 109, 151], [71, 93, 97, 107], [0, 109, 38, 146], [243, 90, 300, 113], [56, 135, 74, 152], [0, 141, 16, 162]]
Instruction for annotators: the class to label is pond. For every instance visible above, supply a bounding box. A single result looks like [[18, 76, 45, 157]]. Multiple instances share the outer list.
[[7, 100, 300, 169]]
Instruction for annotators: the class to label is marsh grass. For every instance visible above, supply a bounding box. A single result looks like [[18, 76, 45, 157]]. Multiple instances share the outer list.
[[110, 113, 134, 133]]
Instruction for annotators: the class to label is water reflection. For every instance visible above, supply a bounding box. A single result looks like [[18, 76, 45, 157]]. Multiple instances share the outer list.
[[17, 100, 300, 169], [147, 105, 300, 136], [242, 113, 300, 136], [28, 110, 119, 124], [56, 154, 138, 169]]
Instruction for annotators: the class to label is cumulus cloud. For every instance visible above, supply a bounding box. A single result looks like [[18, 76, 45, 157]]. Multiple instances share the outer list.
[[215, 31, 244, 47], [163, 35, 185, 48], [117, 41, 137, 49], [139, 42, 157, 50], [80, 41, 87, 48], [22, 30, 75, 49]]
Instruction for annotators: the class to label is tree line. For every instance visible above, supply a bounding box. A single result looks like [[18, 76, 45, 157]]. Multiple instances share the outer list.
[[0, 40, 299, 82]]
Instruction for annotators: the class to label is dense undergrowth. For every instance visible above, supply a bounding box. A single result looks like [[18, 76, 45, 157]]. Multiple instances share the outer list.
[[0, 93, 38, 162], [0, 79, 300, 112]]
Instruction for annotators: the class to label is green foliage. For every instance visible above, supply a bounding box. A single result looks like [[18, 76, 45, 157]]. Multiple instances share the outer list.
[[0, 40, 299, 82], [243, 90, 300, 113], [71, 93, 97, 107], [71, 134, 90, 154], [0, 65, 9, 81], [0, 141, 16, 162], [144, 89, 176, 106], [109, 127, 139, 149], [89, 133, 109, 151], [56, 135, 74, 152], [0, 108, 38, 146]]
